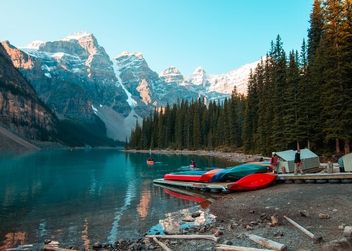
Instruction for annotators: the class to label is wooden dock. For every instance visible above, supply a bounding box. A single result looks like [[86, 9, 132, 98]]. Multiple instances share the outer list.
[[277, 172, 352, 183], [153, 172, 352, 193]]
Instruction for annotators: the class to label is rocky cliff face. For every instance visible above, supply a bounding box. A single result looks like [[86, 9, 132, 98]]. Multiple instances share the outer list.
[[0, 42, 57, 140], [114, 51, 201, 116], [3, 31, 258, 142], [3, 32, 131, 141]]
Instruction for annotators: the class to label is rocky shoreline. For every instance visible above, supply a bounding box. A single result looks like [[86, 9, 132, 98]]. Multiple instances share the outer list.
[[123, 149, 267, 164]]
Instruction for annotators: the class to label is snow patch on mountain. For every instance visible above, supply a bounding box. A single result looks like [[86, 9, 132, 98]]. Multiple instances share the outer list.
[[63, 31, 91, 41], [111, 56, 138, 109]]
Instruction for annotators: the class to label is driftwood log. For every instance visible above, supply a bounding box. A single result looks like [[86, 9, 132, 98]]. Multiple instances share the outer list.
[[216, 244, 274, 251], [146, 234, 219, 242], [284, 215, 323, 243], [152, 237, 172, 251], [44, 245, 76, 251], [246, 233, 287, 251]]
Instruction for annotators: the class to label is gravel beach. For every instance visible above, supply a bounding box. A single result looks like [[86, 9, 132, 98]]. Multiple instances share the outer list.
[[119, 150, 352, 251]]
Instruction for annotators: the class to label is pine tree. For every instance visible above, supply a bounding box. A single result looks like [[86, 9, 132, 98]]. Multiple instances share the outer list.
[[284, 50, 302, 149], [338, 0, 352, 153], [307, 0, 326, 151], [242, 69, 259, 153], [269, 35, 288, 152], [321, 0, 349, 153], [192, 100, 201, 149], [175, 99, 184, 148]]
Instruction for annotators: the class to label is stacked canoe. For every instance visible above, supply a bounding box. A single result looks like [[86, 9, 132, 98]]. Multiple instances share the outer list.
[[163, 163, 277, 191]]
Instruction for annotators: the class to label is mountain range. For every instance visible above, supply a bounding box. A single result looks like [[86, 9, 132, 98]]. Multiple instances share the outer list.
[[1, 31, 259, 144]]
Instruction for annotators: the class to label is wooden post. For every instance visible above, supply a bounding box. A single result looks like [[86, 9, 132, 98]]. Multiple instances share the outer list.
[[284, 216, 322, 243], [246, 233, 287, 251], [327, 161, 333, 173]]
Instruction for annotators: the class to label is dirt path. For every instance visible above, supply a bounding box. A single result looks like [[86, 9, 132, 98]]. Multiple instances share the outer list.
[[0, 125, 39, 150]]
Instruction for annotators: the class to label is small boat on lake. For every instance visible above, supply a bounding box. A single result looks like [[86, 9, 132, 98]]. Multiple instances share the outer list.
[[227, 173, 277, 191], [210, 163, 271, 182], [147, 157, 154, 165]]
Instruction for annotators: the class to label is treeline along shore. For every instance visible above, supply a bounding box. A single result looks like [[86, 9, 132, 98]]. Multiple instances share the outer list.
[[123, 149, 266, 164]]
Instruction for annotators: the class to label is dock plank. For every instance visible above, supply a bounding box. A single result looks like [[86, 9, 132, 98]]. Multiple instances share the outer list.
[[153, 178, 232, 191]]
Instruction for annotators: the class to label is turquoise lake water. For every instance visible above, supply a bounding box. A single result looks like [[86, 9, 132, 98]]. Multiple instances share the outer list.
[[0, 149, 234, 250]]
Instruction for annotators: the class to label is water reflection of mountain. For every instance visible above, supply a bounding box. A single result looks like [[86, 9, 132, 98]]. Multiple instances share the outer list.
[[0, 150, 223, 250]]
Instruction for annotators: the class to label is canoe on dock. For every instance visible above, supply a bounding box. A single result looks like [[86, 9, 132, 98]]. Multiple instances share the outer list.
[[164, 170, 206, 182], [210, 163, 271, 182], [164, 169, 223, 182], [227, 173, 277, 191]]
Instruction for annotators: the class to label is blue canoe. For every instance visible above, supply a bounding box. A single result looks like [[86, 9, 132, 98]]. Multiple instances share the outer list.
[[210, 163, 270, 182]]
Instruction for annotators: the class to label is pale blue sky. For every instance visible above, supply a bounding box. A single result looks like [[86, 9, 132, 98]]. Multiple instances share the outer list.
[[1, 0, 313, 76]]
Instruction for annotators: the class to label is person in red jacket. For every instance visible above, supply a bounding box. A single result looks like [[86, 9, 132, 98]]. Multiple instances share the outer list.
[[270, 152, 278, 173]]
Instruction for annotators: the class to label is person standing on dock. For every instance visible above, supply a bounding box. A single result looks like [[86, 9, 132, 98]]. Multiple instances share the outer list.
[[270, 152, 278, 173], [338, 156, 345, 172], [294, 150, 304, 175]]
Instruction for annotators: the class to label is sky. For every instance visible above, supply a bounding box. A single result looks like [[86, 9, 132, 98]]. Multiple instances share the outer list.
[[1, 0, 313, 76]]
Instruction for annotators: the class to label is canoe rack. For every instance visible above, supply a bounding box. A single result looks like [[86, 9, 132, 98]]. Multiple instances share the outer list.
[[153, 178, 232, 193]]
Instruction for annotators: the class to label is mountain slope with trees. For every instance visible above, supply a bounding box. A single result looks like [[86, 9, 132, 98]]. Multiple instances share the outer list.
[[0, 42, 123, 149], [127, 0, 352, 157]]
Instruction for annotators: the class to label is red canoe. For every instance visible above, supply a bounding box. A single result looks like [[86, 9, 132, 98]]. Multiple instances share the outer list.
[[227, 173, 277, 191], [199, 169, 223, 182], [164, 170, 205, 182], [164, 169, 223, 182]]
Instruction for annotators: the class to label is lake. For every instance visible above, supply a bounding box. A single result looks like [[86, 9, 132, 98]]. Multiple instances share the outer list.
[[0, 149, 234, 250]]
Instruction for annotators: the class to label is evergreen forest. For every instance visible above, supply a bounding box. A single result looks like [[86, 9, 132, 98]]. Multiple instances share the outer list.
[[126, 0, 352, 157]]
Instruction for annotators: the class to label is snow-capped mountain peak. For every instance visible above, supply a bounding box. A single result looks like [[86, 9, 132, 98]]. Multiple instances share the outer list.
[[63, 31, 92, 41], [184, 66, 208, 86], [116, 51, 144, 60], [24, 40, 44, 49], [159, 66, 184, 84]]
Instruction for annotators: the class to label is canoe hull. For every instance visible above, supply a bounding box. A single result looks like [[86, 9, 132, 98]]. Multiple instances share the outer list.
[[147, 160, 154, 165], [164, 169, 222, 182], [164, 170, 206, 182], [199, 169, 223, 182], [228, 173, 277, 191], [210, 163, 270, 182]]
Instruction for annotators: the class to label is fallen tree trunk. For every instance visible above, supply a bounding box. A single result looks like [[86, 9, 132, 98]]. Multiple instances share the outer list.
[[216, 244, 274, 251], [284, 215, 322, 243], [246, 233, 287, 251], [152, 237, 172, 251], [145, 234, 219, 243]]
